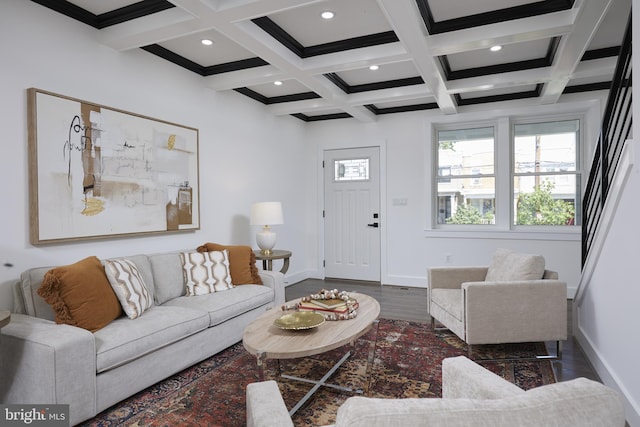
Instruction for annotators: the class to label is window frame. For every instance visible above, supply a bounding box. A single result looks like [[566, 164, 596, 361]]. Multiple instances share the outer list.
[[511, 116, 583, 230], [433, 121, 498, 229], [431, 114, 582, 233]]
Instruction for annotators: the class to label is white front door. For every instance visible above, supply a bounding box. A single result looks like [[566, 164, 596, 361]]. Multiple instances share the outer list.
[[324, 147, 381, 282]]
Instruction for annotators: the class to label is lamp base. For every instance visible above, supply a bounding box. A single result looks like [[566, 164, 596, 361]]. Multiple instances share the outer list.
[[256, 228, 276, 255]]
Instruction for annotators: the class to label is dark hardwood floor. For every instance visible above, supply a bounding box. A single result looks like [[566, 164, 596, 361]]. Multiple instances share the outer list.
[[286, 278, 600, 384]]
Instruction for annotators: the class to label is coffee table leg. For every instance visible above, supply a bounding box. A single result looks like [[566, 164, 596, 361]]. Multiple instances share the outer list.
[[286, 350, 353, 416], [256, 351, 267, 381], [362, 319, 380, 395]]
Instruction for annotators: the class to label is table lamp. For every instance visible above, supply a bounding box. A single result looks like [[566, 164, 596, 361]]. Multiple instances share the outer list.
[[250, 202, 283, 255]]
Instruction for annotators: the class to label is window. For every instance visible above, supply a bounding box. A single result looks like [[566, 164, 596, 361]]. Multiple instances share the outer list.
[[433, 117, 581, 230], [513, 119, 580, 226], [334, 158, 369, 181], [436, 126, 495, 225]]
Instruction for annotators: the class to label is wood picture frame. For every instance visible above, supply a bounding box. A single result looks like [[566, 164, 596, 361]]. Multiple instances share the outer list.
[[28, 88, 200, 244]]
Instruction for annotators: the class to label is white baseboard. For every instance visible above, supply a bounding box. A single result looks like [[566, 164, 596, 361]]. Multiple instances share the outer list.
[[576, 321, 639, 427]]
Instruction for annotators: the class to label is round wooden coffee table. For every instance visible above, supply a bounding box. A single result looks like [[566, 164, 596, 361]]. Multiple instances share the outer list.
[[243, 292, 380, 415]]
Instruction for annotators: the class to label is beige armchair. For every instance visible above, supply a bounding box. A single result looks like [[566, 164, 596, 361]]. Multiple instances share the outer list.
[[428, 249, 567, 357]]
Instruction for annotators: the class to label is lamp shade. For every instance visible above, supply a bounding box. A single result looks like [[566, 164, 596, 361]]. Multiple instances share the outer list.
[[250, 202, 283, 226]]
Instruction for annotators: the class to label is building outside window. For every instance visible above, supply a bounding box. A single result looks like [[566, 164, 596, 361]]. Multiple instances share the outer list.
[[436, 126, 495, 225], [434, 118, 580, 228], [513, 119, 580, 226]]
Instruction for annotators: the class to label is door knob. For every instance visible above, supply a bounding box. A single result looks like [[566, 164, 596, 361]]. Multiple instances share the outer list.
[[367, 222, 379, 228]]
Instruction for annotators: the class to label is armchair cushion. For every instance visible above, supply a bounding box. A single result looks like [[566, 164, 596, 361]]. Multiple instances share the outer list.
[[485, 249, 545, 281]]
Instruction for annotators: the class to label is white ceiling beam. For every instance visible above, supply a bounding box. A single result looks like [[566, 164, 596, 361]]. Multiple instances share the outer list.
[[266, 84, 434, 116], [377, 0, 457, 114], [299, 43, 410, 75], [204, 66, 286, 90], [427, 10, 574, 56], [570, 58, 617, 80], [266, 98, 335, 115], [345, 85, 433, 106], [539, 0, 614, 104], [99, 8, 202, 50], [446, 68, 554, 94], [211, 0, 325, 21]]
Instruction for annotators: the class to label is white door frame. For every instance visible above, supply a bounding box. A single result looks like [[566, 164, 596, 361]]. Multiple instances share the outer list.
[[316, 140, 387, 283]]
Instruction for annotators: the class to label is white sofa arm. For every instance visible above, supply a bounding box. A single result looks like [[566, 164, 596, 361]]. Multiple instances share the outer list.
[[246, 380, 293, 427], [258, 270, 286, 306], [442, 356, 524, 399], [0, 314, 97, 425]]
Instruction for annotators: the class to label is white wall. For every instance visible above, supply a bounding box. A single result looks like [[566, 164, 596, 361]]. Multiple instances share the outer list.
[[573, 8, 640, 426], [3, 1, 635, 422], [0, 1, 608, 298], [305, 96, 606, 295], [0, 1, 311, 292]]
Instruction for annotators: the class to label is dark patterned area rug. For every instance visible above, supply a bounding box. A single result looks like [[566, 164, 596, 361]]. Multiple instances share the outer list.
[[80, 319, 555, 427]]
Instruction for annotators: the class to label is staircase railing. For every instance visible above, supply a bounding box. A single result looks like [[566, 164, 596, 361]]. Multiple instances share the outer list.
[[582, 14, 632, 267]]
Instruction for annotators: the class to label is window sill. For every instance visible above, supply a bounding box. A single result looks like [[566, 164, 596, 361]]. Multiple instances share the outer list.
[[423, 228, 580, 241]]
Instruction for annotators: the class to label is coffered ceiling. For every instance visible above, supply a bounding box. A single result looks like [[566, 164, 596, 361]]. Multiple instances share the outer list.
[[32, 0, 631, 122]]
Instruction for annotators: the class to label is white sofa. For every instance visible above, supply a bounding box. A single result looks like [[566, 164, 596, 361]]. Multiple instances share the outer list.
[[0, 250, 285, 425], [246, 356, 626, 427]]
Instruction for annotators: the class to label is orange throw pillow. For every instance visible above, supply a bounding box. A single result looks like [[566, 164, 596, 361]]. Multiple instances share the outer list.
[[197, 243, 262, 285], [37, 256, 122, 332]]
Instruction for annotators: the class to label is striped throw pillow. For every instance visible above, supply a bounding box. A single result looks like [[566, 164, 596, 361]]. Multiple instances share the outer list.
[[104, 258, 153, 319], [180, 250, 233, 296]]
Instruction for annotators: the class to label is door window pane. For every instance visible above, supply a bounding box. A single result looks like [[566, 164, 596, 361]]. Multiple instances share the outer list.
[[334, 158, 369, 181]]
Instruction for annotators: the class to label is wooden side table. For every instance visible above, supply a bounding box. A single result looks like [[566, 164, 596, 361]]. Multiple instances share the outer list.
[[254, 249, 291, 274]]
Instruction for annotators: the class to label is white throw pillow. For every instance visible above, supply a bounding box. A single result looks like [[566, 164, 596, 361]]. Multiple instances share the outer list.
[[485, 248, 545, 281], [104, 258, 154, 319], [180, 250, 233, 296]]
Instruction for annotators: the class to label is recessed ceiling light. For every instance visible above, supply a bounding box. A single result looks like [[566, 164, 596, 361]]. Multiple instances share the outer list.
[[369, 65, 379, 71], [321, 11, 335, 20], [274, 81, 283, 86], [201, 39, 213, 46], [490, 45, 502, 52]]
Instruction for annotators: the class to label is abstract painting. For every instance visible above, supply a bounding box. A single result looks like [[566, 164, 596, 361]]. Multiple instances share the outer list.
[[28, 88, 200, 244]]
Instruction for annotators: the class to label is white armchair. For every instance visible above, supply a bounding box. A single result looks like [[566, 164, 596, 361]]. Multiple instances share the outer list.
[[428, 249, 567, 357], [246, 356, 625, 427]]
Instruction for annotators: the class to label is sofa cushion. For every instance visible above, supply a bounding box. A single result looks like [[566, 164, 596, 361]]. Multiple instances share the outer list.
[[94, 305, 209, 373], [162, 285, 273, 327], [37, 256, 122, 332], [149, 252, 186, 305], [104, 258, 154, 319], [180, 250, 233, 296], [485, 249, 545, 281], [197, 243, 262, 285]]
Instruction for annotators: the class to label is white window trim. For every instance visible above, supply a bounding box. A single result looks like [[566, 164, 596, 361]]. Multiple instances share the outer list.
[[428, 114, 583, 238]]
